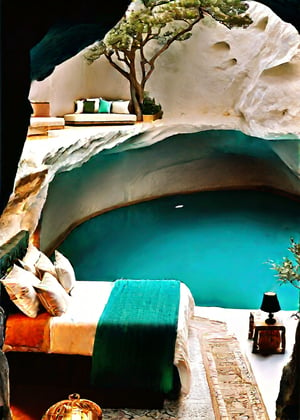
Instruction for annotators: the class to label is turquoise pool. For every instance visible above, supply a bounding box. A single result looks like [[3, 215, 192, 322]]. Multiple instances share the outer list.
[[58, 190, 300, 310]]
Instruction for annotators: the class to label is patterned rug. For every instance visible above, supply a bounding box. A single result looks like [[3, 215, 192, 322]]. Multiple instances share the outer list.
[[197, 317, 270, 420]]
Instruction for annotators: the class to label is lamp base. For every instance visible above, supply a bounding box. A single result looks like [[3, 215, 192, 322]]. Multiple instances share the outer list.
[[265, 313, 276, 325]]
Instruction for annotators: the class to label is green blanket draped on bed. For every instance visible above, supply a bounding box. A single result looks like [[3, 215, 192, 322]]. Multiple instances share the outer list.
[[91, 279, 180, 395]]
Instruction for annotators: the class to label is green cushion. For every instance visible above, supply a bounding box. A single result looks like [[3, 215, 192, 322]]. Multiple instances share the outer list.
[[98, 99, 112, 113], [83, 100, 97, 113]]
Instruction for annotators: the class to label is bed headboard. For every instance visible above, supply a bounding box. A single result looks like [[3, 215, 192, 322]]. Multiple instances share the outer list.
[[0, 230, 29, 313]]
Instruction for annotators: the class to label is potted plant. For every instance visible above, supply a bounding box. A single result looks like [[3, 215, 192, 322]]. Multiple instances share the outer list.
[[267, 237, 300, 318], [141, 94, 163, 122]]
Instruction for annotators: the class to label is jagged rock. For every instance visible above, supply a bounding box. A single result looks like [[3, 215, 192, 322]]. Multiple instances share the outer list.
[[276, 319, 300, 419]]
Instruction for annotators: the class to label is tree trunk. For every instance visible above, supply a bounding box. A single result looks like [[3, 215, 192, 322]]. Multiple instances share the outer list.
[[130, 83, 143, 121], [128, 65, 144, 121]]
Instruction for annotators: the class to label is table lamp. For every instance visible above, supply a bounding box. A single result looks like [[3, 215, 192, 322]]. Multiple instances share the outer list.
[[260, 292, 281, 325]]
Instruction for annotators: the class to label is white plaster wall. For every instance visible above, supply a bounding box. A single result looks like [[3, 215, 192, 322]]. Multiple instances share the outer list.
[[29, 54, 129, 117]]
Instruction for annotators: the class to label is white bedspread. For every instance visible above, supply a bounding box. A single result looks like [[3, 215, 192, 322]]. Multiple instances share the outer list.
[[49, 281, 195, 394]]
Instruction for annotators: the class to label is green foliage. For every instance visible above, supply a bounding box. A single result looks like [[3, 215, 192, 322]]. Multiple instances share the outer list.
[[85, 0, 251, 63], [84, 0, 252, 119], [141, 94, 162, 114], [268, 238, 300, 290], [199, 0, 252, 28]]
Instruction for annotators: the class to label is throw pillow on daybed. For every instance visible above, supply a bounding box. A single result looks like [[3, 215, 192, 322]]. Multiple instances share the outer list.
[[0, 264, 41, 318], [74, 98, 130, 114], [34, 272, 71, 316], [54, 250, 76, 294], [83, 100, 98, 113], [111, 100, 130, 114], [98, 98, 112, 113]]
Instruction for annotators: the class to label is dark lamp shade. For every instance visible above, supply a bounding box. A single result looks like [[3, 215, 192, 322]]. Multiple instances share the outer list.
[[260, 292, 281, 313]]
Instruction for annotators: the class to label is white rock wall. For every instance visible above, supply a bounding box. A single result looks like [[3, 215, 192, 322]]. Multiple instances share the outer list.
[[38, 131, 300, 252], [29, 1, 300, 138], [2, 1, 299, 247]]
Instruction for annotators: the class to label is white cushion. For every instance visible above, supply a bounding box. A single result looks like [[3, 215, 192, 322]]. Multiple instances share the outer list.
[[35, 251, 57, 279], [34, 272, 71, 316], [54, 250, 76, 294], [111, 100, 130, 114], [74, 100, 84, 113], [64, 113, 137, 124], [1, 265, 41, 317], [30, 117, 65, 128], [19, 243, 41, 275]]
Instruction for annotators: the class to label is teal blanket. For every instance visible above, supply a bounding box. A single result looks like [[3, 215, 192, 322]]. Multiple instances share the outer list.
[[91, 279, 180, 394]]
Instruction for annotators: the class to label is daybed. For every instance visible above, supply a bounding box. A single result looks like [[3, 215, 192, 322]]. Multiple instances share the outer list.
[[0, 231, 194, 410], [64, 113, 137, 125], [64, 98, 137, 125]]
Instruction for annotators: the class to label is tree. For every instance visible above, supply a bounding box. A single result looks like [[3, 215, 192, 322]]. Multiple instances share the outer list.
[[84, 0, 252, 121]]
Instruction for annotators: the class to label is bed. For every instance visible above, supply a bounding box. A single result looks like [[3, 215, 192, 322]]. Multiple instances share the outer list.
[[0, 230, 195, 410]]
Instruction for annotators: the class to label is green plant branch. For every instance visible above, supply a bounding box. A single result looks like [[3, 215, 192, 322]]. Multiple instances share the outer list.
[[267, 238, 300, 290], [105, 53, 130, 80]]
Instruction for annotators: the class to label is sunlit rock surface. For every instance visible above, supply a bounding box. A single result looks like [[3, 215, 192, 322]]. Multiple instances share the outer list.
[[1, 123, 296, 252], [1, 1, 300, 246], [30, 2, 300, 137]]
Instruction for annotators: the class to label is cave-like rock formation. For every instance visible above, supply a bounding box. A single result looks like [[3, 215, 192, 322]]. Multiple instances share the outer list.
[[1, 0, 300, 215], [1, 1, 298, 248], [0, 1, 300, 418]]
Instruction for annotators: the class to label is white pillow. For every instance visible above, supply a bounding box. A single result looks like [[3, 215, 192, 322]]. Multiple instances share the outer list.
[[1, 264, 41, 317], [111, 100, 130, 114], [34, 272, 71, 316], [35, 251, 57, 279], [19, 242, 41, 275], [54, 250, 76, 294], [74, 100, 84, 113]]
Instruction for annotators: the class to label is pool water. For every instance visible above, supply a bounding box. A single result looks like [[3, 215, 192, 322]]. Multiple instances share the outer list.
[[58, 190, 300, 310]]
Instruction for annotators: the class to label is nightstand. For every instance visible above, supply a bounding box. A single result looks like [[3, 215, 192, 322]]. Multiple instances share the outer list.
[[248, 312, 285, 355]]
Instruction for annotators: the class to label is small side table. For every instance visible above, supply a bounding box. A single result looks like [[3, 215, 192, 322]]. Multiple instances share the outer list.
[[249, 312, 286, 355]]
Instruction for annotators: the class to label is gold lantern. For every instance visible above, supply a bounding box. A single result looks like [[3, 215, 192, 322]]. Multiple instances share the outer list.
[[42, 393, 102, 420]]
